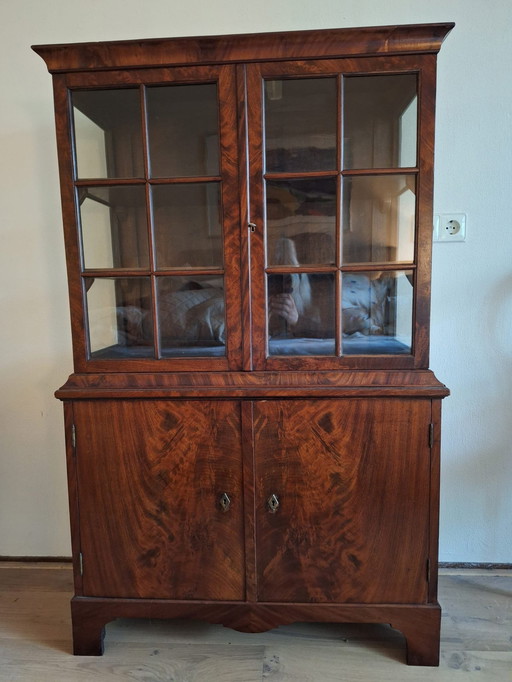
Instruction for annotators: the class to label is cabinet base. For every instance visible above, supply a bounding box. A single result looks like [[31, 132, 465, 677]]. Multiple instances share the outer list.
[[71, 597, 441, 666]]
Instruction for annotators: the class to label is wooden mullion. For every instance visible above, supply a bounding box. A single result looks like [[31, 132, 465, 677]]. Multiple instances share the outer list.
[[341, 262, 417, 273], [265, 265, 337, 275], [263, 170, 338, 181], [341, 167, 419, 177], [74, 178, 146, 187], [148, 175, 222, 185]]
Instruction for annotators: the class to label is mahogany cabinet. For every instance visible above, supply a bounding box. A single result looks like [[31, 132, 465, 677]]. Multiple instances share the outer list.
[[34, 22, 452, 665]]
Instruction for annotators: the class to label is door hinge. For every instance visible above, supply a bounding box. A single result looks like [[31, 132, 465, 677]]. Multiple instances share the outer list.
[[79, 552, 83, 576], [428, 423, 434, 448], [71, 424, 76, 451], [426, 558, 431, 583]]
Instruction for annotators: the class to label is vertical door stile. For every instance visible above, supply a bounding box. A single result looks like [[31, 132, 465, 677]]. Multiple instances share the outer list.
[[336, 73, 343, 356], [213, 64, 244, 371], [245, 65, 267, 369], [140, 84, 159, 359], [235, 63, 253, 372]]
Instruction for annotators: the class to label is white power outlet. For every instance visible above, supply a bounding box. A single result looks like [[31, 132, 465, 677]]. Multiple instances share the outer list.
[[433, 213, 466, 242]]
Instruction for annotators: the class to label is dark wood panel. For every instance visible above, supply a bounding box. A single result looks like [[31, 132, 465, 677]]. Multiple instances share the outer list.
[[254, 399, 432, 603], [73, 400, 245, 600], [33, 23, 454, 73]]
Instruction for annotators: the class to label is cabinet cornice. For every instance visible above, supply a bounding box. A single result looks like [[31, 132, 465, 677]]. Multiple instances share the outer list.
[[33, 23, 454, 73]]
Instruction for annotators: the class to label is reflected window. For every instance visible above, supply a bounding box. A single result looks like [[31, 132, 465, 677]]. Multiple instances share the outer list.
[[79, 186, 149, 269], [342, 270, 413, 355], [343, 75, 417, 169], [342, 175, 416, 264], [265, 78, 337, 173], [268, 271, 335, 356], [147, 84, 220, 178], [72, 89, 144, 179], [85, 277, 153, 358], [152, 183, 222, 269], [266, 178, 336, 266], [157, 276, 226, 357]]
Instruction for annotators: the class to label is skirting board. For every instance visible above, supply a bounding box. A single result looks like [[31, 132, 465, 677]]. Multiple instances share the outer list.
[[1, 557, 511, 569]]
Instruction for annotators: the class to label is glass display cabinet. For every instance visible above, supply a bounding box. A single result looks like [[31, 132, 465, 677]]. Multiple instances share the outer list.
[[34, 22, 452, 665]]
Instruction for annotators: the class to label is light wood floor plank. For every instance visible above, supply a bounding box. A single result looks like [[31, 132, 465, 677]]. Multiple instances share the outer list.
[[0, 565, 510, 681]]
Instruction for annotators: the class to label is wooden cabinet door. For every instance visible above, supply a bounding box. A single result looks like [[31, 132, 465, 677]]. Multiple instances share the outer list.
[[73, 400, 245, 600], [254, 398, 432, 603]]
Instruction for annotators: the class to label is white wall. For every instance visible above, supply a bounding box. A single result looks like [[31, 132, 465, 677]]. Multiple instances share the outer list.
[[0, 0, 510, 562]]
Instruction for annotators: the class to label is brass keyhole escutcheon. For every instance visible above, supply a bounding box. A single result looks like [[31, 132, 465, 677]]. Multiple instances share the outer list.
[[267, 493, 280, 513], [219, 492, 231, 512]]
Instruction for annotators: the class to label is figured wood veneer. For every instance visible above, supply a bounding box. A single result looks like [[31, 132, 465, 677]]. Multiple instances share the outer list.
[[35, 22, 452, 665]]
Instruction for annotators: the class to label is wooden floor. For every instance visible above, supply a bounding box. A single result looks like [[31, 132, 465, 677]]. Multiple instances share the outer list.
[[0, 564, 510, 681]]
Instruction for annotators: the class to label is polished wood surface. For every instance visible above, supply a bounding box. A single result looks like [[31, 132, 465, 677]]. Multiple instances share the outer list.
[[34, 23, 452, 665], [253, 399, 431, 604], [1, 564, 510, 677], [73, 400, 245, 600], [37, 26, 451, 372], [32, 23, 454, 73], [56, 369, 449, 399]]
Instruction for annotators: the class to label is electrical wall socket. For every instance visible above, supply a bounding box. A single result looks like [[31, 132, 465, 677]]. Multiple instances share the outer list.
[[433, 213, 466, 242]]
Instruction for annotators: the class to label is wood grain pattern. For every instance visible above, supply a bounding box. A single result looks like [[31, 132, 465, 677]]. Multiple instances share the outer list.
[[36, 23, 454, 666], [32, 23, 454, 73], [73, 400, 245, 601], [56, 369, 449, 399], [253, 399, 432, 604]]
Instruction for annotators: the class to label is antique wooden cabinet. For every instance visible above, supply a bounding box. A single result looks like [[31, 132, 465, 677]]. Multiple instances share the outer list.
[[34, 22, 452, 665]]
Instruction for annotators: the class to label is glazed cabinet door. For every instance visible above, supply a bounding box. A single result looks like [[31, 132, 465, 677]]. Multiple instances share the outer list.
[[72, 400, 245, 600], [57, 64, 243, 372], [254, 398, 432, 603], [246, 56, 435, 370]]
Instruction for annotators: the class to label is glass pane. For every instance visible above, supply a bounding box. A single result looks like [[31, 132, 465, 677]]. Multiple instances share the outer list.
[[266, 178, 336, 266], [72, 89, 144, 179], [265, 78, 337, 172], [268, 272, 335, 356], [343, 75, 417, 169], [85, 277, 153, 358], [79, 186, 148, 269], [157, 276, 226, 357], [342, 270, 413, 355], [153, 183, 222, 269], [147, 84, 220, 178], [342, 175, 415, 263]]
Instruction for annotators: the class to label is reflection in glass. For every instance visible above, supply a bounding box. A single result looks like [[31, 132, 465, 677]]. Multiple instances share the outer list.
[[72, 89, 144, 179], [343, 75, 417, 169], [265, 78, 337, 172], [79, 186, 148, 269], [152, 183, 222, 269], [266, 178, 336, 266], [147, 84, 220, 178], [268, 272, 335, 356], [342, 175, 416, 263], [157, 276, 226, 357], [85, 277, 153, 357], [342, 270, 413, 355]]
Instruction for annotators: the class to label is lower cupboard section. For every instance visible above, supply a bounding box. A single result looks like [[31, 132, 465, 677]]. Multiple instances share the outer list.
[[67, 396, 439, 664]]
